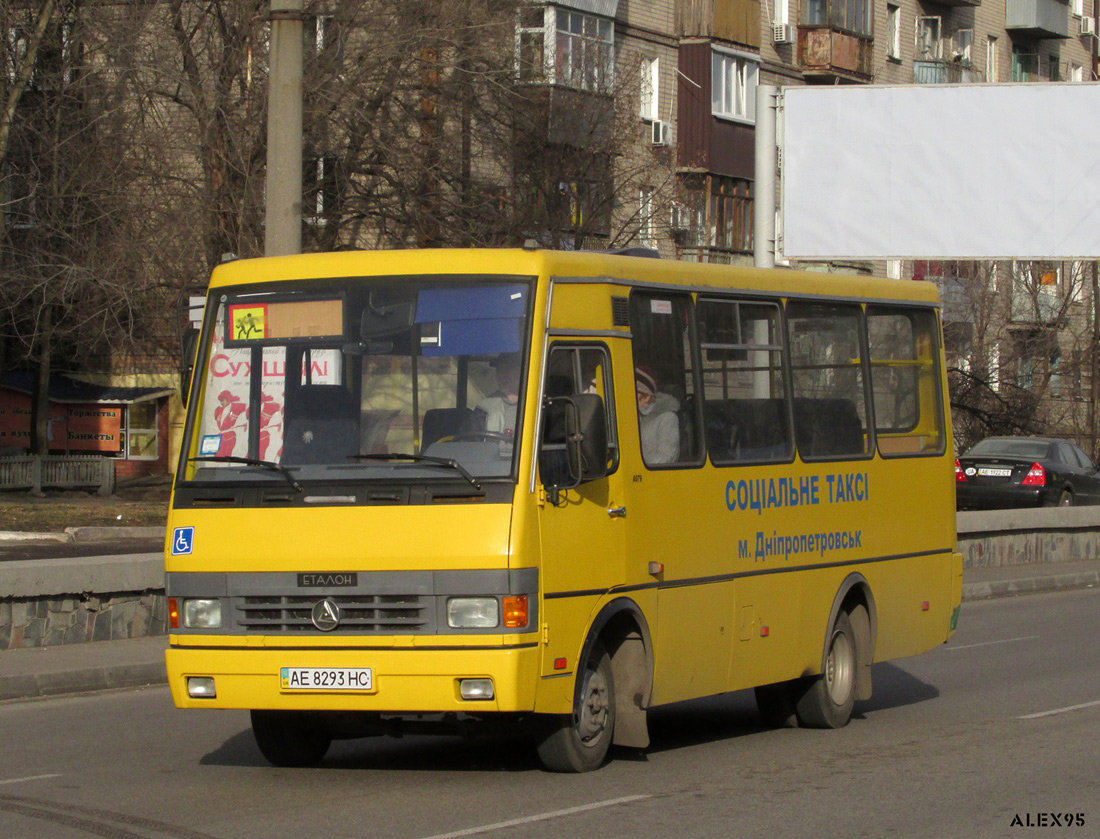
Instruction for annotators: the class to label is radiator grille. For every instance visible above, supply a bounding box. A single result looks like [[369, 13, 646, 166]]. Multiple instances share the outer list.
[[236, 594, 429, 633]]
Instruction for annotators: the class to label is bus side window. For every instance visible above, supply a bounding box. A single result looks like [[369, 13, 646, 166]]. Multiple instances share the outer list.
[[698, 298, 792, 464], [786, 301, 872, 460], [867, 307, 946, 456], [542, 344, 618, 477], [629, 293, 703, 468]]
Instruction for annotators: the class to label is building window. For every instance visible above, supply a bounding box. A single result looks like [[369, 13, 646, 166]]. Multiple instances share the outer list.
[[517, 5, 548, 82], [555, 7, 614, 92], [986, 35, 998, 82], [802, 0, 872, 37], [711, 49, 759, 123], [918, 17, 942, 60], [126, 401, 159, 460], [305, 14, 344, 72], [886, 5, 901, 59], [640, 55, 659, 120], [677, 175, 754, 256], [305, 156, 338, 223], [954, 29, 973, 65], [516, 4, 614, 92], [639, 186, 656, 248]]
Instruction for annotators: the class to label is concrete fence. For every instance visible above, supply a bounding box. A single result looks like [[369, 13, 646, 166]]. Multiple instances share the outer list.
[[956, 506, 1100, 568], [1, 507, 1099, 650], [0, 455, 116, 495]]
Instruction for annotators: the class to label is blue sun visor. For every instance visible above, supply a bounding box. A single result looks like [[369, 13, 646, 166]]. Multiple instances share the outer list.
[[415, 285, 528, 357]]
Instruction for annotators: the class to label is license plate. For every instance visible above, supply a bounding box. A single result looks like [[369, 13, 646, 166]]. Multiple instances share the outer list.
[[977, 467, 1012, 477], [280, 667, 374, 691]]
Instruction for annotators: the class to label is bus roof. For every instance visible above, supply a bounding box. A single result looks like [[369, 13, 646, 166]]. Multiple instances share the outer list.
[[208, 248, 941, 306]]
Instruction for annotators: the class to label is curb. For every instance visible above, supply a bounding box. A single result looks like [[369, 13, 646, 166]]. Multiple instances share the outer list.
[[0, 527, 163, 543], [961, 569, 1100, 601], [0, 661, 167, 702], [0, 530, 72, 542]]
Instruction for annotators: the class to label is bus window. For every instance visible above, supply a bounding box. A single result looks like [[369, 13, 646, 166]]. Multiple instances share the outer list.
[[541, 344, 618, 482], [786, 301, 871, 460], [629, 292, 702, 467], [868, 307, 946, 456], [698, 298, 792, 464]]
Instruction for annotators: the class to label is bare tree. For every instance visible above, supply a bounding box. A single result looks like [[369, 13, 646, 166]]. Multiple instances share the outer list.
[[942, 259, 1098, 455], [0, 1, 172, 453]]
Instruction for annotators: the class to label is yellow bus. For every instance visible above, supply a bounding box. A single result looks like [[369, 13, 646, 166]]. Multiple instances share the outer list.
[[165, 247, 962, 772]]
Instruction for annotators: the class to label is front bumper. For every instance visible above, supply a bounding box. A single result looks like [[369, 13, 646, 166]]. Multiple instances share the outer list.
[[166, 641, 542, 714]]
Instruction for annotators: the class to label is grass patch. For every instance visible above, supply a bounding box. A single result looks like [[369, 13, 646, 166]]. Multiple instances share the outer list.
[[0, 490, 169, 532]]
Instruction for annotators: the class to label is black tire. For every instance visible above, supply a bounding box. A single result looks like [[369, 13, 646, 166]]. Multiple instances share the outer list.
[[536, 644, 615, 772], [250, 710, 332, 767], [792, 611, 857, 729], [754, 681, 799, 728]]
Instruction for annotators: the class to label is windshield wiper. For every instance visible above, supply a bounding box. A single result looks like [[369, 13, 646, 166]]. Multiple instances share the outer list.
[[351, 453, 483, 492], [188, 455, 303, 493]]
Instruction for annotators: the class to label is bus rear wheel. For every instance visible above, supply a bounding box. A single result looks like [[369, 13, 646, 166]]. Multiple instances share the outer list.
[[536, 644, 615, 772], [250, 710, 332, 767], [792, 611, 857, 729]]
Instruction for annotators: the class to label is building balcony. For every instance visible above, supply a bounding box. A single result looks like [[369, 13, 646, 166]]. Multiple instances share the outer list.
[[913, 60, 986, 84], [1006, 0, 1071, 39], [1010, 290, 1061, 325], [798, 26, 874, 82]]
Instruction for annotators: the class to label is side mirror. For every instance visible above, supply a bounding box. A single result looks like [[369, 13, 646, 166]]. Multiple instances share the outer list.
[[179, 327, 200, 408], [539, 393, 608, 500]]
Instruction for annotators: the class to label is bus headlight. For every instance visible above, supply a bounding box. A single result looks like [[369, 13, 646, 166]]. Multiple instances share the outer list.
[[447, 598, 499, 629], [182, 598, 223, 629]]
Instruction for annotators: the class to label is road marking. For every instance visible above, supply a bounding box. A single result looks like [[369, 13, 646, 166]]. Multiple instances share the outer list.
[[1019, 699, 1100, 720], [417, 795, 651, 839], [0, 774, 61, 786], [948, 635, 1039, 651]]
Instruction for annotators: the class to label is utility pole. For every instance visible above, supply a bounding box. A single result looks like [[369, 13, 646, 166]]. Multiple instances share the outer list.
[[265, 0, 304, 257]]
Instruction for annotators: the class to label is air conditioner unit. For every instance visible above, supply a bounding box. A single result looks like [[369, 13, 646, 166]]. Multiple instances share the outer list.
[[651, 119, 670, 146], [773, 23, 796, 44], [1081, 17, 1095, 36]]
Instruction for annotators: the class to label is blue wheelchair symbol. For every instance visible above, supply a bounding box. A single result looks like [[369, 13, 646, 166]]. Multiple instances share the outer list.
[[172, 527, 195, 556]]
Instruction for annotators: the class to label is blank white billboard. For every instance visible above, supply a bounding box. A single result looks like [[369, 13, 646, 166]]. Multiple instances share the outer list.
[[780, 83, 1100, 260]]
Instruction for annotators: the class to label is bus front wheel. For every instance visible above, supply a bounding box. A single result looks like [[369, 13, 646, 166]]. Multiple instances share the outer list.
[[251, 710, 332, 767], [536, 644, 616, 772], [792, 611, 857, 729]]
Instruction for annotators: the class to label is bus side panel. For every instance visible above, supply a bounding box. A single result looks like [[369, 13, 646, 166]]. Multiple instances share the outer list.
[[533, 596, 600, 714], [865, 551, 958, 662], [727, 573, 810, 691]]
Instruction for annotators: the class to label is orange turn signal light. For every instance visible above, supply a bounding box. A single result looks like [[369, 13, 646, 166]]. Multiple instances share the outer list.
[[502, 595, 528, 629]]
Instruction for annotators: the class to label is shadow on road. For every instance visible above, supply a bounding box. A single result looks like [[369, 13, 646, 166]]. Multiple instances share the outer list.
[[198, 662, 939, 773]]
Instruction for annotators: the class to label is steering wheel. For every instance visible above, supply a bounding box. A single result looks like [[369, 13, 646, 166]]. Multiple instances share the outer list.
[[452, 431, 511, 443]]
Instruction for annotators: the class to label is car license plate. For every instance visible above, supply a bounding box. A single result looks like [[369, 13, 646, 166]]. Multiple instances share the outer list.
[[977, 467, 1012, 477], [280, 667, 373, 691]]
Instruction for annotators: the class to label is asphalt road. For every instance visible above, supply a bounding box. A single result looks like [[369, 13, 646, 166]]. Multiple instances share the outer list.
[[2, 588, 1098, 839]]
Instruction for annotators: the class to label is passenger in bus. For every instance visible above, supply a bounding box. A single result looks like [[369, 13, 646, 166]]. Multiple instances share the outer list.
[[636, 367, 680, 464], [467, 352, 522, 439]]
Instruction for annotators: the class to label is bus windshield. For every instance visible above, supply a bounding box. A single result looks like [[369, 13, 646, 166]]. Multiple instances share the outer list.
[[180, 275, 535, 487]]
